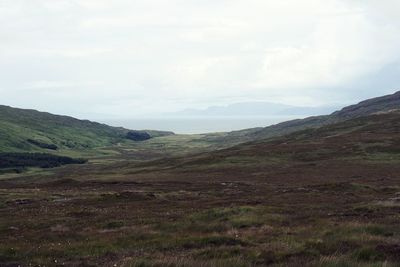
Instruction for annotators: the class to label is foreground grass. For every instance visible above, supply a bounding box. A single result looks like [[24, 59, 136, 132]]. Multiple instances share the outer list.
[[1, 190, 400, 267]]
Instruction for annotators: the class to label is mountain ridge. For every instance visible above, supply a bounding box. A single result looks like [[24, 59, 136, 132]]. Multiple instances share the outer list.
[[170, 102, 337, 117], [213, 90, 400, 143]]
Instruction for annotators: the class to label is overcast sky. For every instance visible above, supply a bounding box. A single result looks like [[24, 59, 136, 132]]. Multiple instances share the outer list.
[[1, 0, 400, 119]]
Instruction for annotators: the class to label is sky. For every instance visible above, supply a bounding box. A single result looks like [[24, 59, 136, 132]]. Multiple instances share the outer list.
[[1, 0, 400, 119]]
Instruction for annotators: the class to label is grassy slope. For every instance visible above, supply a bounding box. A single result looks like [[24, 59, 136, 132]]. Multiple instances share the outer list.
[[175, 111, 400, 170], [0, 105, 248, 160], [209, 91, 400, 144], [0, 105, 173, 156], [87, 111, 400, 179], [21, 111, 399, 185]]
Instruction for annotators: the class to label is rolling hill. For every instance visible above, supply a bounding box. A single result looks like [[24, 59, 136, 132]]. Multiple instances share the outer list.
[[115, 110, 400, 179], [213, 110, 400, 165], [206, 91, 400, 144], [1, 91, 398, 159], [0, 105, 174, 154]]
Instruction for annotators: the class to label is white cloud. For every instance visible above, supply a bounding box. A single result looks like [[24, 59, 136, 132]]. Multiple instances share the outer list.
[[254, 11, 400, 90], [0, 0, 399, 117], [24, 80, 103, 90]]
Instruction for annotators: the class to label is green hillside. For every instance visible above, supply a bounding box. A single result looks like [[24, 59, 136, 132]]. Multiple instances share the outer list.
[[0, 91, 398, 159], [0, 105, 173, 155], [206, 91, 400, 144], [253, 90, 400, 138]]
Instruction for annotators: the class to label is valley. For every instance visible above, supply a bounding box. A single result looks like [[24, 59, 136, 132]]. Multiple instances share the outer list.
[[0, 92, 400, 267]]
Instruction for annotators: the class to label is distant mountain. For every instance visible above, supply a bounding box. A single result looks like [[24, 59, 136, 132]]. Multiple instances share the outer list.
[[171, 102, 337, 117], [0, 105, 174, 153], [205, 91, 400, 143]]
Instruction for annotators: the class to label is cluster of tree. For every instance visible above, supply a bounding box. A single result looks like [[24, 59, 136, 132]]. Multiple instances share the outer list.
[[27, 139, 58, 150], [0, 153, 87, 169], [126, 131, 152, 141]]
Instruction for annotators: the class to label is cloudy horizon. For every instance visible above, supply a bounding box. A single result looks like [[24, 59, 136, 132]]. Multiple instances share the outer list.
[[1, 0, 400, 120]]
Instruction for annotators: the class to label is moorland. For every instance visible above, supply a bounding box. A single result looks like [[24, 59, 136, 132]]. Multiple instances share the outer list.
[[0, 91, 400, 267]]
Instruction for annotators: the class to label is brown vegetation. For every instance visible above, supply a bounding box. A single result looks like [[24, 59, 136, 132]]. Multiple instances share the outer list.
[[1, 113, 400, 266]]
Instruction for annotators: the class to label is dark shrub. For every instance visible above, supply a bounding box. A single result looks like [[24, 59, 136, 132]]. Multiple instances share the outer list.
[[0, 153, 87, 169], [27, 139, 58, 150], [126, 131, 151, 141]]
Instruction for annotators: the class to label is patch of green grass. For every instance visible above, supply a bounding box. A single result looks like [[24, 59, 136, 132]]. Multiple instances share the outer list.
[[348, 183, 378, 192], [195, 247, 243, 259], [352, 247, 385, 262], [343, 153, 400, 163], [320, 223, 389, 246], [156, 206, 281, 234], [0, 246, 19, 262], [180, 236, 246, 249], [317, 255, 395, 267], [362, 226, 394, 237], [123, 256, 252, 267], [0, 199, 6, 209]]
